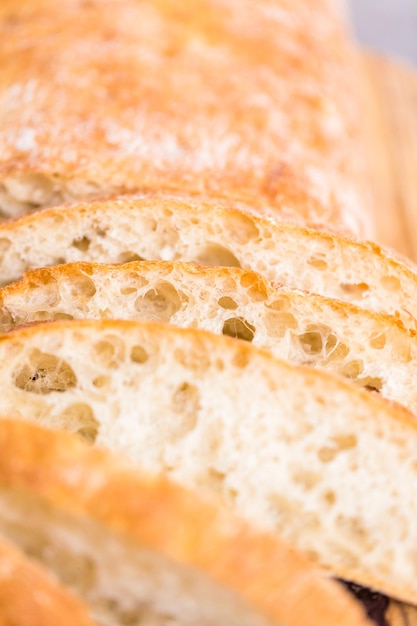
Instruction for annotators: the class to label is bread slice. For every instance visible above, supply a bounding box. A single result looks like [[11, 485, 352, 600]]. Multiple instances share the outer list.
[[0, 419, 371, 626], [0, 535, 97, 626], [0, 319, 416, 603], [0, 0, 373, 237], [0, 194, 415, 325], [1, 260, 417, 413]]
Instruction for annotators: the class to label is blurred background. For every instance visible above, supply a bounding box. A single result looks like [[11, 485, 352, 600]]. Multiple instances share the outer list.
[[350, 0, 417, 66]]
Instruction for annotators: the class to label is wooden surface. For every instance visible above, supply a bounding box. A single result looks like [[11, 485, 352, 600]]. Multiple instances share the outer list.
[[388, 600, 417, 626], [356, 53, 417, 626], [363, 53, 417, 262]]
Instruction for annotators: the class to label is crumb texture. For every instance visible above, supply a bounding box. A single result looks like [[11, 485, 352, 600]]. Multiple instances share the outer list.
[[0, 199, 414, 328], [1, 261, 416, 414], [0, 319, 416, 603]]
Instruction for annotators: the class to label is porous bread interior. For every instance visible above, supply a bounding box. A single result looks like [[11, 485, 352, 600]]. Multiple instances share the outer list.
[[0, 489, 273, 626], [0, 198, 415, 327], [0, 175, 106, 219], [1, 261, 416, 413], [1, 320, 417, 602]]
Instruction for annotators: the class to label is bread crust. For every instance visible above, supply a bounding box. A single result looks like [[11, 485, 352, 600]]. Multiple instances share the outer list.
[[0, 419, 369, 626], [0, 536, 96, 626], [3, 316, 416, 430], [0, 194, 414, 324], [0, 319, 417, 602], [0, 0, 373, 235], [1, 259, 417, 413]]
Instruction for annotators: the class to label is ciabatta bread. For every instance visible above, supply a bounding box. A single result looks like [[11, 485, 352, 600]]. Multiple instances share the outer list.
[[0, 536, 96, 626], [0, 419, 370, 626], [0, 0, 373, 237], [0, 194, 415, 326], [0, 319, 417, 603], [1, 260, 417, 413]]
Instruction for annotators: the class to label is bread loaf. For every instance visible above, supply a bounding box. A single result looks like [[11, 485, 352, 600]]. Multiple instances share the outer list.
[[1, 260, 416, 413], [0, 319, 416, 603], [0, 419, 371, 626], [0, 0, 373, 237], [0, 195, 415, 326], [0, 536, 96, 626]]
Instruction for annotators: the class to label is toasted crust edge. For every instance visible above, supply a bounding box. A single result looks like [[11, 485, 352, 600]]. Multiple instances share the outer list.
[[0, 535, 96, 626], [0, 419, 370, 626]]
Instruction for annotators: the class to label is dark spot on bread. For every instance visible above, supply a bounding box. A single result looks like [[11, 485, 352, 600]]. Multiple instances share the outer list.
[[339, 580, 389, 626]]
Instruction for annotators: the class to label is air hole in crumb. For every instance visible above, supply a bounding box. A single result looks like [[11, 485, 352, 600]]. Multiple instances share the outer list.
[[14, 350, 77, 394], [222, 317, 255, 342], [0, 306, 13, 331], [369, 333, 387, 350], [120, 287, 137, 295], [381, 276, 401, 292], [224, 488, 238, 507], [227, 213, 259, 244], [324, 491, 336, 506], [67, 271, 97, 298], [207, 468, 226, 491], [298, 331, 323, 355], [92, 336, 126, 367], [340, 360, 364, 379], [0, 238, 11, 255], [267, 493, 298, 525], [135, 281, 182, 322], [50, 312, 74, 321], [71, 236, 91, 252], [119, 274, 149, 295], [264, 311, 297, 338], [130, 345, 148, 364], [172, 382, 200, 418], [92, 375, 111, 389], [307, 257, 328, 270], [340, 283, 369, 297], [218, 296, 238, 310], [26, 272, 60, 307], [318, 435, 357, 463], [196, 244, 241, 268], [318, 447, 337, 463], [59, 403, 99, 444], [357, 377, 383, 393], [116, 251, 144, 264], [325, 334, 338, 353], [292, 470, 320, 491], [324, 341, 349, 362]]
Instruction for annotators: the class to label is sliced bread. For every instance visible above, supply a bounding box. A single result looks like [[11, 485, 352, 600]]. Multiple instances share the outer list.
[[0, 0, 373, 237], [1, 260, 416, 412], [0, 195, 415, 325], [0, 535, 96, 626], [0, 419, 370, 626], [0, 319, 416, 602]]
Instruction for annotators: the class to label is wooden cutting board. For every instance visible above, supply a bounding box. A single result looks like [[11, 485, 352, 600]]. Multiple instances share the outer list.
[[362, 53, 417, 262], [350, 53, 417, 626]]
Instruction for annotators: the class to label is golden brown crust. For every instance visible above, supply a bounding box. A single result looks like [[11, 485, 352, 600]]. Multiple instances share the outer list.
[[2, 258, 414, 339], [1, 318, 417, 602], [0, 419, 370, 626], [3, 316, 417, 432], [0, 0, 373, 235], [0, 194, 415, 325], [0, 536, 96, 626]]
